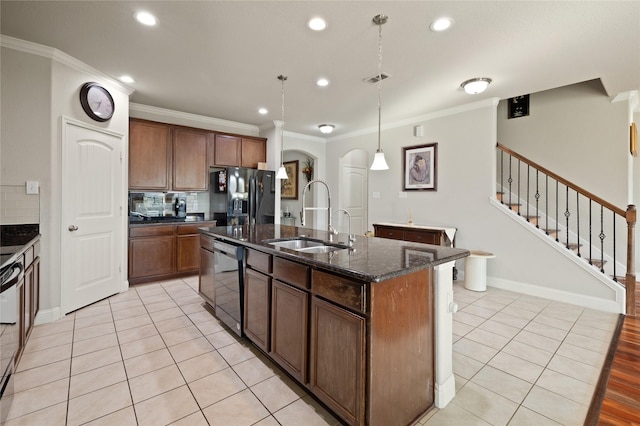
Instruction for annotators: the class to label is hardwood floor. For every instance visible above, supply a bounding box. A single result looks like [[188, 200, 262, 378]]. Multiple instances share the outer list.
[[590, 284, 640, 425]]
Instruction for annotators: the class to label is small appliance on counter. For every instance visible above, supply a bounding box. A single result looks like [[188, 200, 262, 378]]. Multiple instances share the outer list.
[[175, 197, 187, 218]]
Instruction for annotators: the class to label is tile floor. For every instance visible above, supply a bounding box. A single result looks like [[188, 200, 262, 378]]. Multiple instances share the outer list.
[[2, 277, 617, 426]]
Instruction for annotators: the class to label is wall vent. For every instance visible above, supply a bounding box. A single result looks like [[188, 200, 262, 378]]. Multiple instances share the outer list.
[[363, 72, 391, 84]]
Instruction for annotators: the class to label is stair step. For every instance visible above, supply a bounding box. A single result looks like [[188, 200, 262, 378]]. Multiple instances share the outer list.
[[523, 215, 540, 225], [588, 259, 607, 269], [496, 192, 504, 202], [541, 228, 561, 237], [566, 242, 582, 251], [503, 203, 522, 213]]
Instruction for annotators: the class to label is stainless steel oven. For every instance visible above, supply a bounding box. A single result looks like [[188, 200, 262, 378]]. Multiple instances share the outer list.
[[212, 240, 245, 336], [0, 254, 22, 423]]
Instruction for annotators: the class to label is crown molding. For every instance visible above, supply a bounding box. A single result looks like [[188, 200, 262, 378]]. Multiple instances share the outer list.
[[327, 97, 500, 142], [130, 103, 259, 135], [0, 35, 134, 95]]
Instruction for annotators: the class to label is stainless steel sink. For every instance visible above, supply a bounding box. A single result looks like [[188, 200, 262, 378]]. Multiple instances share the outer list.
[[266, 238, 348, 253]]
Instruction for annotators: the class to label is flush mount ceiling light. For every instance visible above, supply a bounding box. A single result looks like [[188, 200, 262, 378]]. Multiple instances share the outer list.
[[461, 77, 492, 94], [135, 11, 157, 26], [307, 17, 327, 31], [316, 78, 329, 87], [258, 107, 268, 115], [119, 75, 135, 84], [370, 14, 390, 171], [430, 17, 453, 32], [275, 75, 289, 180], [318, 124, 335, 134]]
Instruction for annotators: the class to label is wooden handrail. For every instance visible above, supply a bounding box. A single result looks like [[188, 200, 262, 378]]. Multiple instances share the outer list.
[[497, 143, 636, 316], [497, 143, 625, 216]]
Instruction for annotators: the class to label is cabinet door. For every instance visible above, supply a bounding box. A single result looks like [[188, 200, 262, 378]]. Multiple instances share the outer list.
[[271, 280, 308, 383], [310, 297, 365, 426], [32, 257, 40, 320], [241, 138, 266, 168], [244, 268, 271, 352], [177, 234, 200, 272], [16, 276, 25, 366], [128, 236, 175, 279], [199, 248, 215, 307], [129, 119, 172, 190], [173, 128, 208, 191], [214, 134, 241, 167]]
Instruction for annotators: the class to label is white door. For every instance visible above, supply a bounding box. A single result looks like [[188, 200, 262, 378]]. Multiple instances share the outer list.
[[61, 119, 124, 314], [340, 164, 368, 235]]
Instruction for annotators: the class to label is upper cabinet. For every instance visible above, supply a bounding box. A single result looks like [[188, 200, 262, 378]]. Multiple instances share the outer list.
[[129, 119, 268, 191], [129, 120, 172, 191], [213, 134, 266, 169], [173, 128, 208, 191], [213, 134, 241, 167]]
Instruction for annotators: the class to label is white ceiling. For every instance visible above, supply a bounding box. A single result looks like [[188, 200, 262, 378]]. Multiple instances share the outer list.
[[2, 1, 639, 138]]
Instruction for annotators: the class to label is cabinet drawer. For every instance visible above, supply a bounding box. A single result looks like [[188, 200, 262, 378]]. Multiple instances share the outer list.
[[405, 230, 438, 245], [130, 225, 175, 238], [23, 245, 34, 268], [376, 227, 404, 240], [273, 257, 310, 289], [200, 234, 216, 251], [312, 270, 366, 313], [247, 248, 272, 274]]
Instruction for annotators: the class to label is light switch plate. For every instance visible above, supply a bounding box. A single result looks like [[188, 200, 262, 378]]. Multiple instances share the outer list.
[[26, 181, 39, 194], [372, 192, 380, 199], [399, 191, 407, 199]]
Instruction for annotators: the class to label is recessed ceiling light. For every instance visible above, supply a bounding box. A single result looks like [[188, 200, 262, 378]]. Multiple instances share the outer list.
[[308, 17, 327, 31], [316, 78, 329, 87], [119, 75, 135, 84], [258, 108, 268, 115], [135, 11, 157, 26], [430, 17, 453, 32]]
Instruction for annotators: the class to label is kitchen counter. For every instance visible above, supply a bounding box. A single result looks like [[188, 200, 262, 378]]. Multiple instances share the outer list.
[[1, 224, 40, 270], [200, 224, 468, 420], [198, 224, 469, 283]]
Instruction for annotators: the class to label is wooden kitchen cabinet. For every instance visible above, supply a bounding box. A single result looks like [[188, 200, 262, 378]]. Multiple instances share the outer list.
[[310, 296, 365, 425], [129, 119, 172, 190], [271, 279, 309, 384], [213, 134, 267, 168], [173, 128, 208, 191], [244, 268, 271, 352], [214, 134, 242, 167], [373, 223, 451, 246], [129, 222, 216, 284], [241, 137, 267, 168]]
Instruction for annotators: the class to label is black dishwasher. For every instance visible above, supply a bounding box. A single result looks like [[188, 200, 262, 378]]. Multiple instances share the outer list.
[[211, 239, 245, 336]]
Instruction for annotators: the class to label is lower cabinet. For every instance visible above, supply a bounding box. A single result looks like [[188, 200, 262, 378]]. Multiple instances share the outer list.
[[271, 280, 308, 383], [129, 222, 216, 284], [309, 296, 365, 426], [244, 268, 271, 352]]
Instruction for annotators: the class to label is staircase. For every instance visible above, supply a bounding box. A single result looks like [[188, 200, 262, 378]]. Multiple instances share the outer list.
[[496, 143, 637, 315]]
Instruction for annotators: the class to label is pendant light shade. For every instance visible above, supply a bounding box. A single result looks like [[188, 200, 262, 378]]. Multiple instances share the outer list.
[[276, 75, 289, 180], [370, 14, 390, 171]]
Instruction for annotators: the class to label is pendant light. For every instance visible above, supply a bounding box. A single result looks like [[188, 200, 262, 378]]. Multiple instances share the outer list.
[[370, 14, 390, 171], [275, 75, 289, 180]]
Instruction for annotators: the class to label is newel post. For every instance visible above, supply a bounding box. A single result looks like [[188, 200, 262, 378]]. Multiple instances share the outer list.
[[626, 205, 636, 316]]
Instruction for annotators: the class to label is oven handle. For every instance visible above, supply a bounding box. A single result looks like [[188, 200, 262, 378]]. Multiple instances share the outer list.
[[0, 263, 23, 294]]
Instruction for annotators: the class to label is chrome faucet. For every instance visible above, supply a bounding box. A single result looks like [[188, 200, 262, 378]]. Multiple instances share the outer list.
[[333, 208, 356, 246], [300, 179, 334, 241]]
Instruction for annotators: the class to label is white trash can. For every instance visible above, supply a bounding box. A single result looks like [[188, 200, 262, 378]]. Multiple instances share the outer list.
[[464, 250, 495, 292]]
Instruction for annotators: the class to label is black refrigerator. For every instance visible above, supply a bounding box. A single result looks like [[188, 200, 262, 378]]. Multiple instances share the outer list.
[[210, 167, 276, 226]]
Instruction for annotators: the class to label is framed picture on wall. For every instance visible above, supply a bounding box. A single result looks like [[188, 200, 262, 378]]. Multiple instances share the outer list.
[[403, 143, 438, 191], [281, 160, 299, 199]]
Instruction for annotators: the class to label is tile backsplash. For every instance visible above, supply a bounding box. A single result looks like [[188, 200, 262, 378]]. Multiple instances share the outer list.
[[1, 185, 40, 225], [129, 192, 209, 217]]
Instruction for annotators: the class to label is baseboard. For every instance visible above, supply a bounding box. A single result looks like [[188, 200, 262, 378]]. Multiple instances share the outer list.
[[488, 276, 623, 313], [34, 306, 63, 325]]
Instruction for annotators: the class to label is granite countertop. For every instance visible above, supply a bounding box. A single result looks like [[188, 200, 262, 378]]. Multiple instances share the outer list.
[[129, 217, 215, 226], [1, 224, 41, 270], [199, 224, 469, 283]]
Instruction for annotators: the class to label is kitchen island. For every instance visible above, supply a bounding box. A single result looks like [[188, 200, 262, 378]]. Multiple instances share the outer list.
[[199, 224, 469, 426]]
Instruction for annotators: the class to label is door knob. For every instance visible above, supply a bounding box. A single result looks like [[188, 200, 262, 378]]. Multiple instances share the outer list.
[[68, 225, 78, 231]]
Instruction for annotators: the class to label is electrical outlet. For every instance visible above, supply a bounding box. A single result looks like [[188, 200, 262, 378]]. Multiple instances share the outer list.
[[399, 191, 407, 199], [26, 181, 39, 195]]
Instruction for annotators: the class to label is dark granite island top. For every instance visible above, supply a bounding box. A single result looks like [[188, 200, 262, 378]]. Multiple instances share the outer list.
[[198, 224, 469, 283], [199, 224, 468, 425]]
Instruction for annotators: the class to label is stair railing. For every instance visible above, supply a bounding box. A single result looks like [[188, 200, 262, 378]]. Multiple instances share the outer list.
[[497, 143, 637, 315]]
